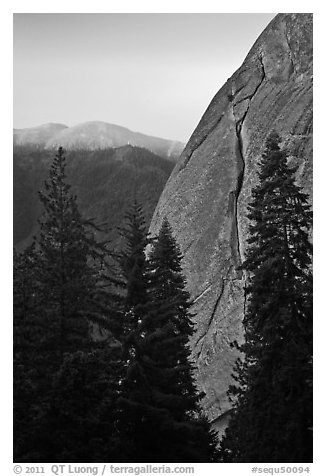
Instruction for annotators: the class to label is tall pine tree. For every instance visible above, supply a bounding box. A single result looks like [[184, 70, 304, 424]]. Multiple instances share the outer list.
[[115, 200, 153, 459], [219, 132, 312, 462], [36, 146, 103, 356], [13, 147, 121, 462], [118, 200, 151, 341], [119, 217, 217, 462]]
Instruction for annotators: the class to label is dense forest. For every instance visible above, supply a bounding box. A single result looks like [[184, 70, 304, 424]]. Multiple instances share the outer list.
[[13, 147, 217, 462], [13, 133, 312, 463]]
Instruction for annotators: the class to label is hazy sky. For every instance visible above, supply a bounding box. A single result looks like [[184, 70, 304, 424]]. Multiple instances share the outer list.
[[14, 13, 275, 142]]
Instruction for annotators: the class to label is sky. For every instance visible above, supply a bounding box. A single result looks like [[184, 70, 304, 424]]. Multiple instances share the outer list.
[[13, 13, 275, 143]]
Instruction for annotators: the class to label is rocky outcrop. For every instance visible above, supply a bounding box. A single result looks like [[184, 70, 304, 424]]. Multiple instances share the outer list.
[[149, 13, 313, 430]]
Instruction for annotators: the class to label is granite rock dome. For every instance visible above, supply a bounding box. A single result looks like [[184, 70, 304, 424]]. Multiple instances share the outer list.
[[149, 13, 313, 430]]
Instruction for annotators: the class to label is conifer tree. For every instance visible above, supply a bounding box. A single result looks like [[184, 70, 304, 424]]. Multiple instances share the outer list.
[[119, 217, 217, 462], [118, 200, 150, 341], [34, 147, 124, 460], [36, 146, 103, 356], [219, 132, 312, 462], [13, 147, 121, 462], [114, 201, 152, 457]]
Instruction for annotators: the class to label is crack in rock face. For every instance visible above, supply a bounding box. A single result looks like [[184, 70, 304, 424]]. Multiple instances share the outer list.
[[231, 53, 267, 267], [149, 13, 313, 430]]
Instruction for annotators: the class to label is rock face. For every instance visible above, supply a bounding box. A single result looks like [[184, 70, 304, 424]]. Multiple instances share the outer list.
[[149, 13, 313, 430]]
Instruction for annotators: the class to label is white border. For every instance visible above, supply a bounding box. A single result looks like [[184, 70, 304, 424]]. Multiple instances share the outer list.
[[2, 2, 324, 473]]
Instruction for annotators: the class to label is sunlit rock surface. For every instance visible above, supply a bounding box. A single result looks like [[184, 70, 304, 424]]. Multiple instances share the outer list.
[[149, 13, 313, 429]]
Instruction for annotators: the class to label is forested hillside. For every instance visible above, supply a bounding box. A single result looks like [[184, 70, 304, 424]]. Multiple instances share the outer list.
[[14, 145, 174, 249]]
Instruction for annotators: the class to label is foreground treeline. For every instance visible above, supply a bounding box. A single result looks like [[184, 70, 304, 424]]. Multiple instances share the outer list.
[[14, 131, 313, 463], [13, 147, 217, 462]]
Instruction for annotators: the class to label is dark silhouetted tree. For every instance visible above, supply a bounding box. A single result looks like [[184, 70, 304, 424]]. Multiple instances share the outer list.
[[13, 147, 122, 462], [119, 217, 217, 462], [118, 200, 151, 341], [36, 146, 97, 356]]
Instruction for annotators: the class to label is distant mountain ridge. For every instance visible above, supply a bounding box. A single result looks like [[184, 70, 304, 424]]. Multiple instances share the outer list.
[[13, 123, 68, 147], [13, 121, 184, 160]]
